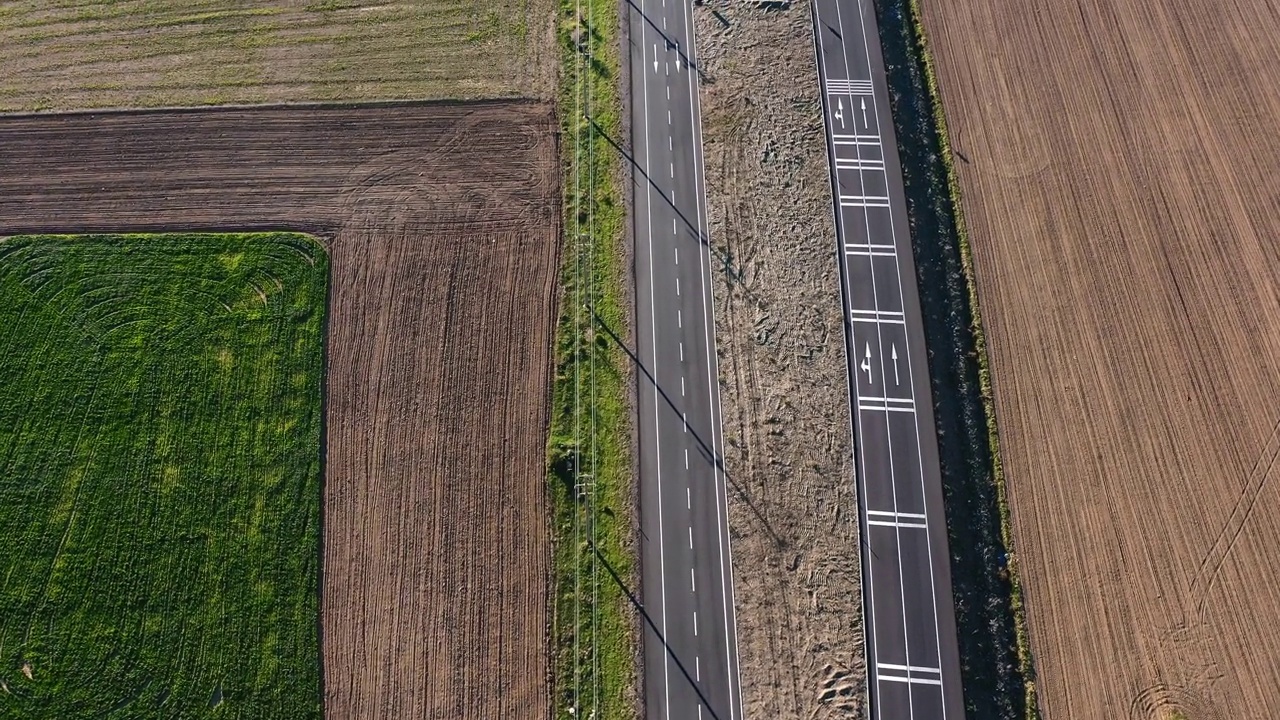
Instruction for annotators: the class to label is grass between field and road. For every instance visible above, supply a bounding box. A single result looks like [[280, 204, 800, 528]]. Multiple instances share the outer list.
[[0, 233, 326, 717], [896, 0, 1042, 716], [548, 0, 637, 714]]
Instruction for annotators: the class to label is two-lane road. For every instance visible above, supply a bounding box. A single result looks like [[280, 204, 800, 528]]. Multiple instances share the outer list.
[[811, 0, 967, 716], [626, 0, 744, 718]]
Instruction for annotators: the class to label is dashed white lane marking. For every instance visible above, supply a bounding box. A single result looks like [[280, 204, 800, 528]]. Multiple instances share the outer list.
[[679, 342, 684, 361], [676, 277, 681, 296], [694, 610, 699, 636], [681, 375, 685, 395], [682, 412, 688, 432], [678, 309, 683, 328], [689, 527, 694, 549], [666, 85, 670, 100], [878, 662, 942, 675], [698, 705, 703, 720], [696, 655, 701, 681], [691, 568, 696, 593], [667, 109, 672, 124], [670, 162, 674, 178], [673, 218, 677, 235], [684, 448, 689, 469], [662, 14, 666, 28], [878, 675, 943, 686], [867, 518, 928, 529], [687, 486, 691, 508], [668, 136, 673, 151], [867, 509, 928, 520]]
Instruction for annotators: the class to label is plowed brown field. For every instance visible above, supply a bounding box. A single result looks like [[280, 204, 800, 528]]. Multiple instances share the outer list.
[[0, 102, 559, 719], [919, 0, 1280, 717]]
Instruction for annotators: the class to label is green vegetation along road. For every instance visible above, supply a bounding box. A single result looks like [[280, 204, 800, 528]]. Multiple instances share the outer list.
[[0, 233, 326, 718]]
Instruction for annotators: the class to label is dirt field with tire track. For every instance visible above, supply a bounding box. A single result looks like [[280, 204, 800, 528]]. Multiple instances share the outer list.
[[919, 0, 1280, 716], [692, 4, 865, 718], [0, 101, 559, 719]]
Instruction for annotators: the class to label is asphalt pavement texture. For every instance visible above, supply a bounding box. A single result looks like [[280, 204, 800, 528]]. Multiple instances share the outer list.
[[811, 0, 967, 716], [626, 0, 745, 718]]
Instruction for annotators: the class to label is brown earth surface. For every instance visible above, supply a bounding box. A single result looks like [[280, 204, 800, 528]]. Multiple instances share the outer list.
[[692, 4, 866, 718], [919, 0, 1280, 716], [0, 101, 560, 719]]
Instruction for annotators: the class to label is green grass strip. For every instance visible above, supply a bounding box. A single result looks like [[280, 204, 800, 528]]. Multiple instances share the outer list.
[[902, 3, 1042, 717], [0, 232, 326, 718], [548, 0, 637, 715]]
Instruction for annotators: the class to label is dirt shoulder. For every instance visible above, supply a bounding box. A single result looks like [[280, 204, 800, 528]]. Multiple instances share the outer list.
[[691, 4, 866, 717]]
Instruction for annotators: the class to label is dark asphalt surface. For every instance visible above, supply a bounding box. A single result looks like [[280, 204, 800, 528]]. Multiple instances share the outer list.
[[626, 0, 744, 718], [810, 0, 967, 716]]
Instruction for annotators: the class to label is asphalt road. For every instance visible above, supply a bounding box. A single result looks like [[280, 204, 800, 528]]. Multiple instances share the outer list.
[[810, 0, 967, 716], [625, 0, 744, 718]]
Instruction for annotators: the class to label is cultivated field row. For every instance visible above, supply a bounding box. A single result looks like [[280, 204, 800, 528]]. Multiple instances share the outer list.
[[0, 101, 561, 719]]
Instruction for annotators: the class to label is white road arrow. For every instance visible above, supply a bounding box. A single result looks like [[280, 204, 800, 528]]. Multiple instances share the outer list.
[[861, 342, 873, 384], [835, 98, 844, 126], [653, 44, 658, 72], [860, 97, 868, 128], [891, 343, 900, 385]]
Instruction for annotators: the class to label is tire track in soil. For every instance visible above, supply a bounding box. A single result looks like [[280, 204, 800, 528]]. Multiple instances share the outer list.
[[0, 100, 560, 720]]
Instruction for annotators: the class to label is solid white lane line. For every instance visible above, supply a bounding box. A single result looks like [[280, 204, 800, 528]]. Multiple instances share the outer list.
[[813, 7, 885, 720], [680, 0, 742, 714], [638, 11, 672, 715]]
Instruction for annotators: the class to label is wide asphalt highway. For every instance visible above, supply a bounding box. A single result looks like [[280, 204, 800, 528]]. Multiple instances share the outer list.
[[625, 0, 744, 718], [810, 0, 967, 716]]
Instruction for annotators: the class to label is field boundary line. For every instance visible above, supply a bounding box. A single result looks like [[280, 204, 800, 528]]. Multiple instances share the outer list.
[[903, 0, 1042, 716]]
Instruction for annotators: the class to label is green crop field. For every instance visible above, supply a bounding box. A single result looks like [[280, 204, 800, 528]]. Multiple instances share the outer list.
[[0, 233, 327, 717]]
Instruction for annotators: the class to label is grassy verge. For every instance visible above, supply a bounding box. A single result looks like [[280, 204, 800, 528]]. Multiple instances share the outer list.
[[548, 0, 636, 715], [901, 3, 1041, 716], [0, 232, 326, 717]]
